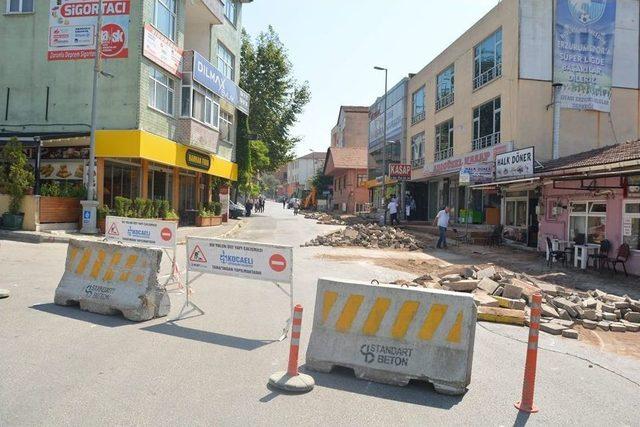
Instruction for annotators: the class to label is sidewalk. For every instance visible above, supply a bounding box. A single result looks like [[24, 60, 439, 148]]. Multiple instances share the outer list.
[[0, 218, 245, 245]]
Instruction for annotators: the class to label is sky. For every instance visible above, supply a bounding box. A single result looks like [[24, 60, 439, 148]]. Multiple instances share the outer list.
[[242, 0, 501, 157]]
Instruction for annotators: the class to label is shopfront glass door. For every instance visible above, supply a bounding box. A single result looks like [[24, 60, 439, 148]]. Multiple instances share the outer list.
[[148, 168, 172, 202], [179, 173, 197, 225]]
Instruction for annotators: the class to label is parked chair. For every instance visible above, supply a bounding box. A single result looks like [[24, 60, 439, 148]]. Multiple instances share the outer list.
[[588, 239, 611, 270], [605, 244, 631, 276], [489, 224, 504, 247], [546, 237, 567, 267]]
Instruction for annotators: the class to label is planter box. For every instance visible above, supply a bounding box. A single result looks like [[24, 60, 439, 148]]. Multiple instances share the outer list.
[[40, 197, 81, 224], [210, 215, 222, 226], [1, 212, 24, 230], [196, 215, 222, 227]]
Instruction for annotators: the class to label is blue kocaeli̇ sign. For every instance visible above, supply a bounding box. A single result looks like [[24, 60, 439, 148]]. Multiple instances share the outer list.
[[553, 0, 616, 112], [192, 51, 250, 115]]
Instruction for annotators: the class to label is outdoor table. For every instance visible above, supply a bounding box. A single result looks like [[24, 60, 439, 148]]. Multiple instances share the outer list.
[[574, 243, 600, 269], [547, 239, 574, 261]]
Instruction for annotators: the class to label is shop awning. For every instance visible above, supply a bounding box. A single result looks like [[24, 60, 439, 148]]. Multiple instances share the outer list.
[[95, 130, 237, 181], [470, 177, 540, 189]]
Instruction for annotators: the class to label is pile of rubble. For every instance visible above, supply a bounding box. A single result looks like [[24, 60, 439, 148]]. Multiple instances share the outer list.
[[392, 264, 640, 339], [303, 224, 423, 251], [303, 212, 346, 225]]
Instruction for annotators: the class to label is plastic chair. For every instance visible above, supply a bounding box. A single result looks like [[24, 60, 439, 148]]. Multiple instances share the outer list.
[[546, 237, 567, 268], [588, 239, 611, 270], [605, 244, 631, 276]]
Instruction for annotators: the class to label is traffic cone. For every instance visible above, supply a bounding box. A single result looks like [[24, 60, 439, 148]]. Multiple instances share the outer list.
[[515, 293, 542, 413]]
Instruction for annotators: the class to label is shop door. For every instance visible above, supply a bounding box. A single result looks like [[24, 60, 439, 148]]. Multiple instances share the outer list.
[[148, 168, 172, 202], [408, 182, 428, 221], [528, 197, 539, 248], [428, 181, 439, 220], [179, 173, 197, 225]]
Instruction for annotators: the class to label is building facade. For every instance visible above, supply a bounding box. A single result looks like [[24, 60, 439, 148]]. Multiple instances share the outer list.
[[0, 0, 250, 226], [285, 151, 326, 197], [367, 78, 408, 209], [405, 0, 639, 245]]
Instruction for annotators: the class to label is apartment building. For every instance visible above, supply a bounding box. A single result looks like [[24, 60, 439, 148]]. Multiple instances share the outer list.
[[405, 0, 639, 244], [285, 151, 326, 197], [323, 106, 369, 213], [0, 0, 250, 226]]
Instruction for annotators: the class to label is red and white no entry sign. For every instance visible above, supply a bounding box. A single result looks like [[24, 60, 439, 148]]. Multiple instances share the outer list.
[[269, 254, 287, 272], [160, 227, 172, 241]]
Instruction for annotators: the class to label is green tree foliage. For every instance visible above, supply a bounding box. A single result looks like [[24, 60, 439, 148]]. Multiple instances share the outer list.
[[311, 170, 333, 195], [0, 138, 35, 214], [240, 26, 310, 171]]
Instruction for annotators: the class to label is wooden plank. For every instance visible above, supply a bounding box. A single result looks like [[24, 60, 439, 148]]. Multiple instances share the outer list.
[[39, 197, 81, 224]]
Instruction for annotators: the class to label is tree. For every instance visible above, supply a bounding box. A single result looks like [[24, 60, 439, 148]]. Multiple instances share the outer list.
[[240, 26, 310, 172], [311, 170, 333, 196], [0, 138, 35, 214]]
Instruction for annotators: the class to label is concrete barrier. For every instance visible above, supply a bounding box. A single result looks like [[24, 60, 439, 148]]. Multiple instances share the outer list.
[[54, 239, 169, 321], [306, 278, 477, 395]]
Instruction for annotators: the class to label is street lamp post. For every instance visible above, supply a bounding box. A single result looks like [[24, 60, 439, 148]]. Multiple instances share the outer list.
[[81, 0, 104, 234], [374, 66, 387, 224]]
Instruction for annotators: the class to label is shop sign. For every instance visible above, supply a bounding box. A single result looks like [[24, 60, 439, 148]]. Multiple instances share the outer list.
[[185, 149, 211, 171], [105, 216, 177, 249], [39, 160, 85, 180], [553, 0, 616, 112], [495, 147, 535, 179], [192, 51, 250, 114], [143, 24, 183, 77], [48, 0, 130, 61], [460, 163, 494, 185], [424, 142, 512, 177], [389, 163, 411, 181], [187, 238, 293, 283], [627, 176, 640, 198]]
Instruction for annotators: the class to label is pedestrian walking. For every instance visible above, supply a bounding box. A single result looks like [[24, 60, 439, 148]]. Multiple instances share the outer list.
[[387, 196, 399, 226], [434, 206, 451, 249], [245, 199, 254, 217], [282, 198, 287, 209]]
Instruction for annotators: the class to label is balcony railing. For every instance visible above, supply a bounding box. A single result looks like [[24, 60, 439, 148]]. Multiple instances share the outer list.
[[473, 63, 502, 90], [434, 147, 453, 161], [411, 157, 425, 169], [435, 92, 454, 111], [472, 131, 501, 151], [411, 111, 425, 125]]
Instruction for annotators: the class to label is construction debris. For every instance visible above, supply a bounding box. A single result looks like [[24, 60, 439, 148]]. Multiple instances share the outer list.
[[384, 262, 640, 340], [303, 224, 423, 251], [303, 211, 346, 225]]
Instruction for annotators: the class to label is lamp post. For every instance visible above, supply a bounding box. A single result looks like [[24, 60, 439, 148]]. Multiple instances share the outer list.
[[81, 0, 104, 234], [374, 66, 387, 224]]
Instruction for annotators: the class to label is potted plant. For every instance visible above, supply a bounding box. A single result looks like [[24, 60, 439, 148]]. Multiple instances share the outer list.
[[210, 201, 223, 226], [97, 205, 110, 234], [0, 138, 35, 230], [163, 208, 179, 222], [114, 196, 132, 218], [196, 205, 212, 227]]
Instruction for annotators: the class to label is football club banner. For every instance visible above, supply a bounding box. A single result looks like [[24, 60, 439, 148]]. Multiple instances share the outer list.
[[553, 0, 616, 112]]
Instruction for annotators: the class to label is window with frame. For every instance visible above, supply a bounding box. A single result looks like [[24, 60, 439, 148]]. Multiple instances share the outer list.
[[473, 28, 502, 89], [472, 97, 501, 150], [103, 160, 141, 208], [181, 80, 220, 128], [217, 42, 235, 80], [411, 86, 425, 124], [505, 199, 527, 227], [6, 0, 33, 13], [569, 201, 607, 244], [224, 0, 237, 25], [148, 66, 175, 115], [410, 132, 425, 168], [434, 119, 453, 161], [623, 201, 640, 250], [219, 110, 234, 143], [154, 0, 177, 41], [436, 65, 454, 110], [357, 174, 368, 187]]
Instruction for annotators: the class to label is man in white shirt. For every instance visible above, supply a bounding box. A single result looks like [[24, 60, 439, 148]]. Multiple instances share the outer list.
[[433, 206, 451, 249], [387, 196, 399, 226]]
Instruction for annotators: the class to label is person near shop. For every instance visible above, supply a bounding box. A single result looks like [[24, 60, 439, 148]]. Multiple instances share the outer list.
[[282, 198, 287, 209], [293, 199, 300, 215], [434, 206, 451, 249], [245, 199, 254, 217], [388, 196, 399, 226], [406, 195, 416, 222]]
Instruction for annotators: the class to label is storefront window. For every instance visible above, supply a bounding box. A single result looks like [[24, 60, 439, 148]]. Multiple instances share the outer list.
[[623, 201, 640, 250], [103, 160, 141, 208], [505, 199, 527, 227], [148, 164, 172, 202], [569, 201, 606, 244]]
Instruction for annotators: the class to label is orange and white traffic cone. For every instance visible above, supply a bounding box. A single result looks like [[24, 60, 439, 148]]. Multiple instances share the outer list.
[[515, 293, 542, 413], [268, 304, 315, 392]]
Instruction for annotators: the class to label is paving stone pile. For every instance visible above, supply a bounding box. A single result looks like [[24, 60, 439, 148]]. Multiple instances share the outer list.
[[303, 224, 423, 251], [303, 212, 347, 225], [391, 263, 640, 339]]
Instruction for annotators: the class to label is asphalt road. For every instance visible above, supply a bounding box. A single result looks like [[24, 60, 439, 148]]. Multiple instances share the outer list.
[[1, 201, 638, 426]]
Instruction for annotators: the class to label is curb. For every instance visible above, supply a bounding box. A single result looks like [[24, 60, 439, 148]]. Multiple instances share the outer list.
[[175, 220, 244, 245]]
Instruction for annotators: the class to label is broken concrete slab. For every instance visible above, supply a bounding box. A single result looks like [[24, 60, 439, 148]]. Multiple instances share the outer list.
[[582, 309, 598, 321], [444, 280, 478, 292], [494, 296, 526, 311], [553, 319, 576, 328], [553, 297, 579, 318], [473, 292, 499, 307], [540, 322, 567, 335], [624, 312, 640, 323], [477, 306, 525, 326], [541, 303, 559, 318], [582, 297, 598, 309], [582, 319, 598, 330], [610, 322, 627, 332], [440, 274, 463, 282], [620, 320, 640, 332], [502, 283, 523, 300], [602, 312, 617, 321], [562, 329, 578, 339], [597, 321, 611, 331], [601, 303, 616, 313], [493, 286, 504, 296], [475, 266, 496, 280], [477, 277, 500, 295], [560, 309, 573, 321], [614, 301, 630, 309]]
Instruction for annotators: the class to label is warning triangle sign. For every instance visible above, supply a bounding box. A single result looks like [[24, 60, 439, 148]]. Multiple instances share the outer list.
[[107, 223, 119, 236], [189, 245, 207, 263]]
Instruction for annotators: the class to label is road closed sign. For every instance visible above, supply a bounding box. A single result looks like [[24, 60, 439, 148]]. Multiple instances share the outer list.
[[187, 237, 293, 283], [105, 216, 177, 249]]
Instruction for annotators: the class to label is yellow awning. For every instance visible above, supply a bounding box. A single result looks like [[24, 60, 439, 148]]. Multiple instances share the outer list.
[[364, 176, 397, 189], [95, 130, 238, 181]]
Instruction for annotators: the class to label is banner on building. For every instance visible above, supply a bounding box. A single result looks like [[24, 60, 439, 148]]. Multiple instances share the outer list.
[[48, 0, 130, 61], [553, 0, 616, 112], [495, 147, 535, 179], [388, 163, 411, 181], [143, 24, 183, 77]]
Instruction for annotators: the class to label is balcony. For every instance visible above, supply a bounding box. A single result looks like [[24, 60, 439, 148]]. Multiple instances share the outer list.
[[411, 111, 425, 125], [186, 0, 224, 26], [176, 117, 220, 154], [435, 92, 454, 111], [411, 157, 425, 169], [473, 63, 502, 90], [434, 147, 453, 161], [472, 131, 501, 151]]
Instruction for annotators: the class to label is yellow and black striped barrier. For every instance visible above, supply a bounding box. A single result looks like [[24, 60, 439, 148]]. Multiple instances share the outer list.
[[306, 278, 477, 395], [54, 239, 169, 321]]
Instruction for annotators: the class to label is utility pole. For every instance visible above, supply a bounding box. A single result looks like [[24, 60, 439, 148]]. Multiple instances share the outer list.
[[552, 83, 563, 160], [374, 66, 388, 224], [81, 0, 104, 234]]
